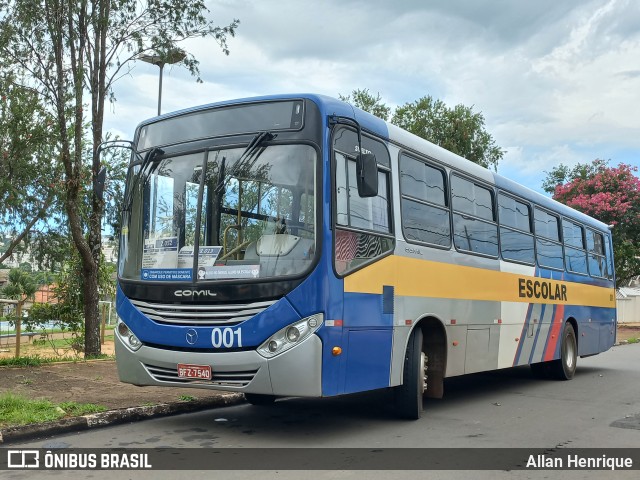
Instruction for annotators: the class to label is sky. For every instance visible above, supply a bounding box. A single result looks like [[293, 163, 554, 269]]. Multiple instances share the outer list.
[[103, 0, 640, 195]]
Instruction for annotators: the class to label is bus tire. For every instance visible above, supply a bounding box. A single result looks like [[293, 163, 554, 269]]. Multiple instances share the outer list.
[[394, 328, 425, 420], [550, 323, 577, 380], [244, 393, 276, 406]]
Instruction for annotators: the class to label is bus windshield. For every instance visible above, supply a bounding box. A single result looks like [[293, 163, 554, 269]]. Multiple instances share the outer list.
[[119, 143, 317, 282]]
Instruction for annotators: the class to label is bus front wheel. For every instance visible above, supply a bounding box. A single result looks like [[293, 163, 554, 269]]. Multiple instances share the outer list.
[[394, 328, 426, 420], [244, 393, 276, 406], [550, 323, 577, 380]]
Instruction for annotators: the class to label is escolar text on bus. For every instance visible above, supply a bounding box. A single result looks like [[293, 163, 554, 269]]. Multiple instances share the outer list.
[[518, 278, 568, 301]]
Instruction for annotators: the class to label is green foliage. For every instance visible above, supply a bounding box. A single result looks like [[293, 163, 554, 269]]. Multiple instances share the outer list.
[[0, 74, 62, 267], [26, 302, 84, 357], [101, 134, 131, 248], [339, 88, 391, 120], [339, 89, 503, 171], [542, 159, 609, 194], [1, 268, 37, 305], [391, 96, 503, 170], [22, 246, 115, 357]]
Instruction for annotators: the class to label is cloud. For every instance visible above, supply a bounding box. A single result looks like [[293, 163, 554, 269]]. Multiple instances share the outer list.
[[103, 0, 640, 195]]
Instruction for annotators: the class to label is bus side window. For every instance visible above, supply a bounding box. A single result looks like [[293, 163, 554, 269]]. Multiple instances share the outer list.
[[534, 207, 563, 270], [586, 229, 607, 278], [498, 192, 534, 265], [562, 219, 588, 275], [399, 154, 451, 248], [604, 234, 614, 280], [334, 151, 394, 275], [451, 175, 498, 257]]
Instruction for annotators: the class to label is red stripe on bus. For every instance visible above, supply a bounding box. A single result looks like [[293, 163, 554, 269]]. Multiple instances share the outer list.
[[543, 304, 564, 362]]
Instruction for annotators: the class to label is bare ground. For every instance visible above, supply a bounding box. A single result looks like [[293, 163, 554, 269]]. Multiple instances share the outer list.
[[0, 337, 233, 411]]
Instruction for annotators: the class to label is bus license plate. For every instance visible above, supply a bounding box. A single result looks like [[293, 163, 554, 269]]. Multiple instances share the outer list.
[[177, 363, 212, 380]]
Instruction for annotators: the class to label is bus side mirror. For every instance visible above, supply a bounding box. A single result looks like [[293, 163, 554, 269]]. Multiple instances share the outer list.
[[356, 153, 378, 198]]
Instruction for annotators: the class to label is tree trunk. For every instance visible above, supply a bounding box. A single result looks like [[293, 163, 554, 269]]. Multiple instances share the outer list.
[[82, 261, 101, 357]]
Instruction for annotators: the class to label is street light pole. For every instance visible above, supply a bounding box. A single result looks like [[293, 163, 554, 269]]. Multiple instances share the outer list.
[[157, 62, 164, 116], [138, 49, 186, 116]]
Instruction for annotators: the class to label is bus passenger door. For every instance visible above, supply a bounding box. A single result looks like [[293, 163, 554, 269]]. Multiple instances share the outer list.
[[342, 285, 394, 394]]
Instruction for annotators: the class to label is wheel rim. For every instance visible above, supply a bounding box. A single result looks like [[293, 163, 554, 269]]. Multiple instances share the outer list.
[[421, 352, 428, 394]]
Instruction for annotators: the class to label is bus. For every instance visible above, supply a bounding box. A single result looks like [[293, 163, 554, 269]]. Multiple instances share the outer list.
[[112, 94, 616, 419]]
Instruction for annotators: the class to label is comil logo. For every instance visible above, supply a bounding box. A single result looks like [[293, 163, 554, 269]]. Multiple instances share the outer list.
[[174, 290, 217, 297], [8, 450, 39, 468]]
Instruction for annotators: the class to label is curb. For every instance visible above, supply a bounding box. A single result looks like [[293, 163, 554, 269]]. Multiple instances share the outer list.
[[0, 393, 245, 445]]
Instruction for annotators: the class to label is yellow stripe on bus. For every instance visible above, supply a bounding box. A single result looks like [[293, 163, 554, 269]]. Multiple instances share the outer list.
[[343, 255, 615, 308]]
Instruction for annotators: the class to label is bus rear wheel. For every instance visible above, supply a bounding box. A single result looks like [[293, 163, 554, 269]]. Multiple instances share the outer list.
[[244, 393, 276, 406], [550, 323, 577, 380], [394, 328, 426, 420]]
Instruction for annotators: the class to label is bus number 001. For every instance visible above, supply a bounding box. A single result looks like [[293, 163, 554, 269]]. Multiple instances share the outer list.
[[211, 328, 242, 348]]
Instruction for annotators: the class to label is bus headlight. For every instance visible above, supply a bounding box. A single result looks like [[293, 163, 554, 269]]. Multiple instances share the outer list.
[[257, 314, 323, 358], [116, 319, 142, 352]]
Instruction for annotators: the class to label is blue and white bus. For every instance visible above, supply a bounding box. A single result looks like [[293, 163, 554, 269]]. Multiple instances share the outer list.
[[113, 94, 616, 419]]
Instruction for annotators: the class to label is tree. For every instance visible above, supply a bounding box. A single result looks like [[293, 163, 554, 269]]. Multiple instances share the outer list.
[[100, 133, 131, 253], [339, 88, 391, 120], [544, 159, 640, 286], [1, 268, 37, 358], [0, 1, 239, 357], [339, 89, 504, 170], [392, 96, 503, 170], [541, 159, 608, 195], [0, 74, 62, 267]]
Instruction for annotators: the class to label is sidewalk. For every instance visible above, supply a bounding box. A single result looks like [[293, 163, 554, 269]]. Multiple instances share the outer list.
[[0, 359, 244, 444]]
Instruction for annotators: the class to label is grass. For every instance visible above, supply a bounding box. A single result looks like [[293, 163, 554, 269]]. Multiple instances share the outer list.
[[32, 334, 114, 349], [0, 353, 114, 367], [0, 392, 106, 427], [0, 355, 64, 367], [178, 395, 196, 402]]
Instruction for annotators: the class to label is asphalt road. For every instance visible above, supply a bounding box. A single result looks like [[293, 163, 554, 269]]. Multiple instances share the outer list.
[[5, 343, 640, 479]]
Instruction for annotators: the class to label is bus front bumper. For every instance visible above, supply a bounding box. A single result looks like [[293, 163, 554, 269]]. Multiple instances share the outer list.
[[114, 333, 323, 397]]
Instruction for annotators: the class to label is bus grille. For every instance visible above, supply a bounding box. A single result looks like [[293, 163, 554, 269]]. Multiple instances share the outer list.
[[129, 299, 277, 326], [143, 363, 258, 388]]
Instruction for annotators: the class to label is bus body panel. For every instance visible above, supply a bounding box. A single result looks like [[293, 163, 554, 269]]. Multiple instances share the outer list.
[[116, 285, 302, 348], [115, 330, 323, 397]]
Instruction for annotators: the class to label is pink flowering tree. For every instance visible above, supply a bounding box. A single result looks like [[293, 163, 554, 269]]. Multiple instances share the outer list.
[[543, 159, 640, 287]]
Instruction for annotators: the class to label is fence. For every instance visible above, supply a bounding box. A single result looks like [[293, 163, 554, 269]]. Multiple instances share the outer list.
[[0, 298, 115, 357], [617, 288, 640, 324]]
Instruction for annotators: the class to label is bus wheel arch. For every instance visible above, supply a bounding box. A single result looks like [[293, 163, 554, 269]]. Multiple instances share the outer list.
[[416, 316, 447, 399], [394, 316, 448, 419]]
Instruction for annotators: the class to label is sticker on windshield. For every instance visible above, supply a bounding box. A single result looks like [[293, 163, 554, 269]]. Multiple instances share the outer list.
[[178, 246, 222, 269], [141, 237, 191, 281], [203, 265, 260, 280], [141, 268, 192, 281], [142, 237, 178, 269]]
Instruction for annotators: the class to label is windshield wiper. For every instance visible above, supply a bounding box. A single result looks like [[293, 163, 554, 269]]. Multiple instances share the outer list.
[[123, 147, 164, 212], [224, 131, 275, 183]]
